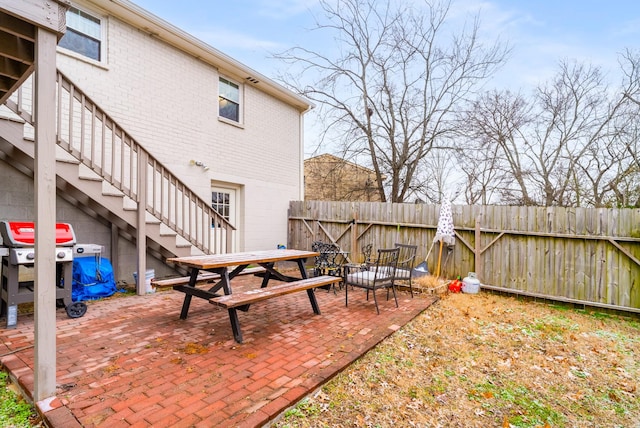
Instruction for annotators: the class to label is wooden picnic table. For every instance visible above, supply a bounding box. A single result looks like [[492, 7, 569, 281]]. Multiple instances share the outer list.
[[166, 249, 340, 342]]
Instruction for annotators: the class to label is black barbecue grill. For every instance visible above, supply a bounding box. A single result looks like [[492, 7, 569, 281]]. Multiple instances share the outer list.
[[0, 221, 86, 328]]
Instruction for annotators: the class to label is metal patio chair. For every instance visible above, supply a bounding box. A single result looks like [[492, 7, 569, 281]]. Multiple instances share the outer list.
[[394, 243, 417, 297], [361, 243, 373, 265], [311, 241, 346, 293], [343, 247, 399, 314], [311, 241, 344, 277]]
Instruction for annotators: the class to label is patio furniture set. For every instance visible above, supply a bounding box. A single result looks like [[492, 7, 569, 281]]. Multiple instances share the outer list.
[[165, 243, 418, 343], [311, 241, 418, 313]]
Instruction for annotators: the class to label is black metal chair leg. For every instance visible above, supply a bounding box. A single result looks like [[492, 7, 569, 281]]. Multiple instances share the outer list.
[[345, 279, 349, 307], [372, 288, 380, 314]]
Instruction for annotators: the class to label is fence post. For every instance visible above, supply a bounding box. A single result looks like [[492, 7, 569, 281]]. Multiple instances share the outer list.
[[474, 217, 481, 280], [351, 209, 358, 262]]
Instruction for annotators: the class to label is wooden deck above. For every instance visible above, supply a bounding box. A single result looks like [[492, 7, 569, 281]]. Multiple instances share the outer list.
[[0, 0, 68, 104]]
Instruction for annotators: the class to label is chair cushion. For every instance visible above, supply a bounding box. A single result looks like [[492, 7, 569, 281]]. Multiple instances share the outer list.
[[345, 271, 377, 286], [346, 268, 397, 288]]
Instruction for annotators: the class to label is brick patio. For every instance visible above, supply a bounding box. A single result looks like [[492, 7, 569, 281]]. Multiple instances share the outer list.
[[1, 277, 437, 427]]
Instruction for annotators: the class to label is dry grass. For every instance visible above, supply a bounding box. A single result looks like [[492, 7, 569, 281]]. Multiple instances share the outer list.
[[413, 274, 449, 294], [273, 291, 640, 428]]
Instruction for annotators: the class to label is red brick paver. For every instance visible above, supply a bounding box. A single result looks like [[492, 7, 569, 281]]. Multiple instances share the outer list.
[[0, 277, 437, 427]]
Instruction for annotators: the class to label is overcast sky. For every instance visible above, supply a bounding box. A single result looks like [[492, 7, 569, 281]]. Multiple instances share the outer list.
[[132, 0, 640, 151]]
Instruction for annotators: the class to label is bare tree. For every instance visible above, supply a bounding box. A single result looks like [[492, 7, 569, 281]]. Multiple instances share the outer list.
[[619, 49, 640, 195], [461, 90, 535, 204], [463, 57, 640, 207], [275, 0, 509, 202], [530, 61, 612, 206], [621, 48, 640, 108], [572, 112, 638, 207], [417, 146, 457, 204], [455, 136, 512, 205]]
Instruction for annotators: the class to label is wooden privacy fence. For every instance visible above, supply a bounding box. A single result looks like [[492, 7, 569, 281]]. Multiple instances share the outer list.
[[288, 201, 640, 313]]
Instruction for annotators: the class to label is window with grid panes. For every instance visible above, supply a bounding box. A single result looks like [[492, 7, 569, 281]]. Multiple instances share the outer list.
[[59, 6, 103, 62], [219, 77, 241, 122]]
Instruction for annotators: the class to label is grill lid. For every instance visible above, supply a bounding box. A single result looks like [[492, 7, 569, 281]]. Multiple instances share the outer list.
[[0, 221, 76, 247]]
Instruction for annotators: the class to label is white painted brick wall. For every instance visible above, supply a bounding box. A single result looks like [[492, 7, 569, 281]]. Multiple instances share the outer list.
[[55, 8, 306, 251]]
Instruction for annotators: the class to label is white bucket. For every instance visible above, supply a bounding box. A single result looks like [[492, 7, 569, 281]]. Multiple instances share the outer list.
[[133, 269, 155, 293]]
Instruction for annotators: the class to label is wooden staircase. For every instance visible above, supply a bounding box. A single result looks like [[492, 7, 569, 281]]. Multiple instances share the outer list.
[[0, 71, 234, 263]]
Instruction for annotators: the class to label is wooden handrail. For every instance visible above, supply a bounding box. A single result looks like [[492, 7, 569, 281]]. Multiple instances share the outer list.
[[3, 71, 234, 254]]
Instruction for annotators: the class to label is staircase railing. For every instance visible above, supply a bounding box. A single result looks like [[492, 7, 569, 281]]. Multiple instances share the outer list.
[[3, 71, 234, 255]]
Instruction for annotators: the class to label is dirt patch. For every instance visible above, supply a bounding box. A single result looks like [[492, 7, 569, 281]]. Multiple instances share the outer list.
[[273, 291, 640, 428]]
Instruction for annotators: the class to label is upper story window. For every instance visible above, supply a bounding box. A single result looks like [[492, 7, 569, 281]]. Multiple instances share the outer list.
[[59, 6, 103, 62], [219, 77, 241, 123]]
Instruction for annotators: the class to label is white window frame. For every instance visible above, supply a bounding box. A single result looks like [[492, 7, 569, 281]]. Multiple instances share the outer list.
[[218, 76, 243, 125], [58, 5, 107, 64]]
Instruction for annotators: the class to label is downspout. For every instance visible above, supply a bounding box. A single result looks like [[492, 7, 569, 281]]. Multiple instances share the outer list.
[[299, 104, 315, 200]]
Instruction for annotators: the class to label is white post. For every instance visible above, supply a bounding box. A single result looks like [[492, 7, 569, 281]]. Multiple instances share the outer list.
[[33, 26, 59, 401], [136, 148, 147, 295]]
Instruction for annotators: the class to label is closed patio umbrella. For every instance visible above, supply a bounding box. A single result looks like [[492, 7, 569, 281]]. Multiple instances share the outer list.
[[413, 198, 455, 277], [433, 198, 455, 276]]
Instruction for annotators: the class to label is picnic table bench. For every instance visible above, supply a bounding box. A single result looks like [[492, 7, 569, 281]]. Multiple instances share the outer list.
[[151, 266, 266, 289], [210, 275, 341, 342]]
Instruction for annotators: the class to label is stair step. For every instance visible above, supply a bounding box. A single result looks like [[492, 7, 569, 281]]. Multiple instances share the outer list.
[[102, 181, 124, 197], [77, 163, 103, 181], [57, 158, 81, 165], [79, 175, 102, 182], [0, 106, 26, 123]]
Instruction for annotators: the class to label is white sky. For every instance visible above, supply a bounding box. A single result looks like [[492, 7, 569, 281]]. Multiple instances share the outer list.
[[132, 0, 640, 153]]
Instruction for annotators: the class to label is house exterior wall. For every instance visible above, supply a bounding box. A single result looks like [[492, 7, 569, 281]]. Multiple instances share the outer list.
[[54, 0, 305, 253]]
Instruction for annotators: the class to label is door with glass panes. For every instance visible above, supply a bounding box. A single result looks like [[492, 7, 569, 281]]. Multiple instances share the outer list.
[[211, 186, 238, 252]]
